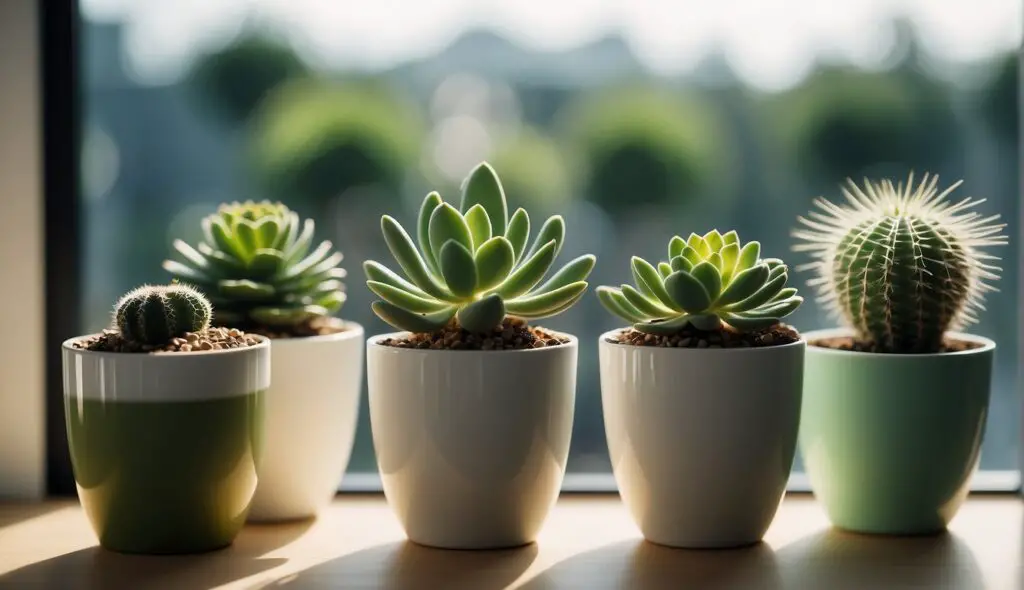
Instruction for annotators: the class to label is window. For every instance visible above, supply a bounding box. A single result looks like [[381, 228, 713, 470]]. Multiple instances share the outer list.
[[73, 1, 1021, 492]]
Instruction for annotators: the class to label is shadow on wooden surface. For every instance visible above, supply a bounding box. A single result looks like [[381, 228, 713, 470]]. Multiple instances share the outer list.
[[255, 540, 538, 590]]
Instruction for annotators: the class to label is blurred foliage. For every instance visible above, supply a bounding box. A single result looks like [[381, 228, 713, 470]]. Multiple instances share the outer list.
[[187, 32, 310, 126], [488, 128, 573, 211], [558, 86, 730, 216], [980, 55, 1018, 145], [249, 78, 425, 209], [772, 66, 955, 182]]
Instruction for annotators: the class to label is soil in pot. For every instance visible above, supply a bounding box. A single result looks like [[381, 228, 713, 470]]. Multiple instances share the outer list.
[[809, 335, 983, 353], [379, 317, 570, 350], [74, 326, 261, 353], [231, 315, 350, 340], [608, 323, 801, 349]]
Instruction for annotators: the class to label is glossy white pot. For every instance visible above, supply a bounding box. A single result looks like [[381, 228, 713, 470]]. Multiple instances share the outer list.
[[599, 330, 805, 548], [367, 332, 578, 549], [246, 322, 365, 522]]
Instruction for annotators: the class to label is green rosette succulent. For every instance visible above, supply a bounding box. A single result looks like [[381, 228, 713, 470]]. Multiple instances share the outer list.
[[162, 200, 346, 334], [793, 173, 1007, 353], [364, 162, 596, 334], [597, 230, 803, 334]]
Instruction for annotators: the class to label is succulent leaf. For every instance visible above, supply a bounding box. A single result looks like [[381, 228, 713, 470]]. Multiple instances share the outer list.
[[793, 172, 1007, 353], [598, 230, 802, 333], [364, 162, 594, 334]]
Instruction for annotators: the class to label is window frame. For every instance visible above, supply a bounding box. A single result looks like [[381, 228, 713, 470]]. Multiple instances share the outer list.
[[44, 1, 1023, 497]]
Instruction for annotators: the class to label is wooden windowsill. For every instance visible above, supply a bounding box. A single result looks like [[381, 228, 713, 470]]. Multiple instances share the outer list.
[[0, 494, 1019, 589]]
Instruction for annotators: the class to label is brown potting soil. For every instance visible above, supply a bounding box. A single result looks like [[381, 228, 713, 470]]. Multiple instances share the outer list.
[[609, 323, 801, 349], [811, 336, 982, 353], [380, 317, 569, 350], [74, 326, 262, 353]]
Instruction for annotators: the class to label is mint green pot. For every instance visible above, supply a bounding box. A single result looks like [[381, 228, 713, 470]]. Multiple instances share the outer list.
[[62, 335, 270, 554], [799, 328, 995, 535]]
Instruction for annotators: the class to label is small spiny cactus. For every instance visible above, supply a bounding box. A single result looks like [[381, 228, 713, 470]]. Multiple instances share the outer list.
[[114, 284, 213, 346], [793, 173, 1007, 353]]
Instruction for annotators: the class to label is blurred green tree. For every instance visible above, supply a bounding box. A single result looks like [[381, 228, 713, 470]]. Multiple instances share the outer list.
[[248, 78, 424, 211], [187, 31, 310, 126], [557, 86, 730, 216], [487, 128, 573, 212]]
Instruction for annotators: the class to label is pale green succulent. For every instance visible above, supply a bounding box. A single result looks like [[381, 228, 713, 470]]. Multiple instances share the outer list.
[[364, 162, 596, 334], [597, 230, 803, 334]]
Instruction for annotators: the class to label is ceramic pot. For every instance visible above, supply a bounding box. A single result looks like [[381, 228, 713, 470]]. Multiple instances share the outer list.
[[247, 322, 365, 522], [599, 330, 805, 548], [800, 328, 995, 535], [62, 335, 269, 554], [367, 332, 578, 549]]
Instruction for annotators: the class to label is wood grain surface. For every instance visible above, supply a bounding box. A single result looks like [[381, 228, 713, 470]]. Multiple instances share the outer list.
[[0, 494, 1019, 589]]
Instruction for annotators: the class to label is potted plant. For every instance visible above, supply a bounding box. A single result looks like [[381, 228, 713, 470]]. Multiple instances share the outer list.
[[792, 173, 1008, 535], [163, 201, 363, 522], [364, 161, 595, 549], [62, 284, 269, 554], [596, 230, 805, 548]]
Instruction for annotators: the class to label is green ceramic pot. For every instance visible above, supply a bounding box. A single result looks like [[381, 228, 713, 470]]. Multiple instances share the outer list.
[[62, 335, 270, 554], [799, 328, 995, 535]]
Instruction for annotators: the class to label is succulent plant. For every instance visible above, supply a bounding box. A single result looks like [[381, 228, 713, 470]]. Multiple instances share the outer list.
[[597, 230, 803, 334], [793, 172, 1007, 353], [114, 284, 212, 346], [364, 162, 595, 334], [163, 200, 346, 334]]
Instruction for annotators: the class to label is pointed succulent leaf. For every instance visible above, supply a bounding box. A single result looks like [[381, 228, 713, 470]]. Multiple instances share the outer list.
[[523, 215, 565, 263], [722, 230, 739, 246], [768, 264, 787, 281], [730, 272, 787, 311], [205, 216, 248, 262], [525, 288, 586, 319], [596, 287, 646, 323], [719, 243, 740, 283], [633, 314, 695, 335], [772, 287, 798, 302], [460, 162, 508, 235], [707, 252, 724, 271], [275, 211, 300, 250], [681, 245, 702, 265], [162, 259, 212, 285], [687, 233, 711, 258], [621, 284, 673, 317], [690, 261, 723, 302], [381, 215, 451, 300], [457, 293, 505, 332], [631, 256, 679, 310], [253, 217, 280, 249], [279, 242, 338, 281], [505, 208, 530, 263], [417, 192, 443, 274], [716, 263, 769, 307], [218, 279, 276, 300], [736, 241, 761, 273], [493, 240, 557, 299], [316, 291, 346, 313], [197, 242, 245, 272], [464, 204, 492, 250], [250, 249, 287, 278], [670, 255, 693, 273], [372, 300, 455, 333], [534, 254, 596, 294], [439, 240, 477, 298], [474, 236, 515, 291], [284, 218, 315, 264], [688, 313, 723, 331], [429, 203, 474, 263], [506, 282, 587, 317], [736, 296, 803, 318], [172, 239, 209, 271], [668, 235, 686, 259], [703, 230, 724, 253], [664, 270, 711, 313], [658, 262, 672, 277], [366, 281, 450, 314], [363, 260, 429, 297], [723, 313, 780, 332]]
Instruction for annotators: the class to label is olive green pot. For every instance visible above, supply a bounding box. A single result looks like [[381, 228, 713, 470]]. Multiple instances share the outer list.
[[799, 328, 995, 535]]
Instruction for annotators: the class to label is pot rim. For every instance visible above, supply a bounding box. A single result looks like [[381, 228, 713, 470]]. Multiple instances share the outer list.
[[265, 320, 365, 346], [597, 327, 805, 354], [801, 327, 996, 357], [366, 329, 578, 354], [62, 332, 271, 359]]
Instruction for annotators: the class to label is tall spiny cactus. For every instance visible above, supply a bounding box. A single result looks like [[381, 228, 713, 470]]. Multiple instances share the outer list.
[[793, 173, 1007, 353], [115, 284, 213, 346]]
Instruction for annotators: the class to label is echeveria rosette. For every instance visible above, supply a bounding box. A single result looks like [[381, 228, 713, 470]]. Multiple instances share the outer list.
[[597, 230, 803, 334], [793, 172, 1007, 353], [162, 200, 346, 332], [364, 161, 596, 334]]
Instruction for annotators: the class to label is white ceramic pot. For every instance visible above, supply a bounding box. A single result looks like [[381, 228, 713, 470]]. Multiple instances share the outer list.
[[246, 322, 365, 522], [367, 332, 578, 549], [599, 330, 805, 548]]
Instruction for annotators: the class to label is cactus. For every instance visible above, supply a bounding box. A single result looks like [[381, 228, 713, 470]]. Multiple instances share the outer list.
[[114, 284, 212, 346], [597, 230, 803, 334], [163, 200, 346, 334], [364, 161, 596, 334], [793, 173, 1007, 353]]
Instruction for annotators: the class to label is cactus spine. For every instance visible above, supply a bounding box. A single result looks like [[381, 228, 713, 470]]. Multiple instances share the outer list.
[[793, 173, 1007, 353], [115, 284, 213, 346]]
